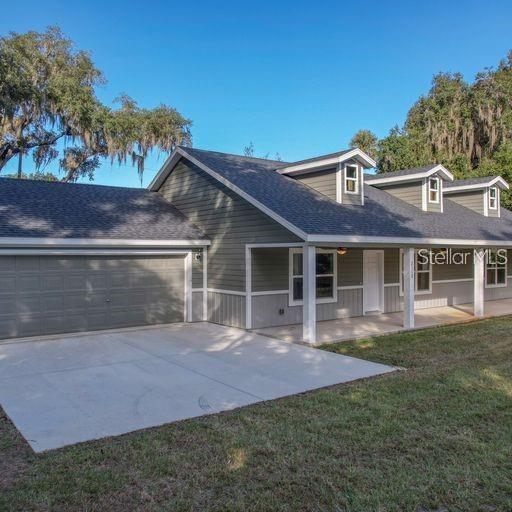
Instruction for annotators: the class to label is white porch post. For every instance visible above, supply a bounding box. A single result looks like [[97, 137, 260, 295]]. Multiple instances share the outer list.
[[403, 247, 415, 329], [302, 244, 317, 344], [245, 246, 252, 329], [474, 248, 485, 318]]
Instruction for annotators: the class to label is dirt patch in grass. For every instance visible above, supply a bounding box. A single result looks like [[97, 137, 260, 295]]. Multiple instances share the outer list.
[[1, 316, 512, 511]]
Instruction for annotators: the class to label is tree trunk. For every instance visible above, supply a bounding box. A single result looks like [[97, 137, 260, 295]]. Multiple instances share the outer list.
[[17, 152, 23, 179]]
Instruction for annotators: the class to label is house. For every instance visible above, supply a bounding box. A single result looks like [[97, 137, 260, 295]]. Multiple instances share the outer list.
[[1, 146, 512, 344]]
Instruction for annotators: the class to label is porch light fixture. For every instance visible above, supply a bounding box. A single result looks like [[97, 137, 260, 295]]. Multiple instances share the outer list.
[[337, 247, 348, 256]]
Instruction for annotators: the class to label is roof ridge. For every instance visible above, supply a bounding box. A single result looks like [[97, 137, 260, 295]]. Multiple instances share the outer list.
[[180, 146, 287, 165]]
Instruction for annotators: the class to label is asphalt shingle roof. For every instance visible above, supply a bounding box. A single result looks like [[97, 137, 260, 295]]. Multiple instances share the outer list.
[[179, 147, 512, 242], [275, 149, 351, 168], [0, 178, 208, 240], [444, 177, 499, 188], [364, 165, 439, 181]]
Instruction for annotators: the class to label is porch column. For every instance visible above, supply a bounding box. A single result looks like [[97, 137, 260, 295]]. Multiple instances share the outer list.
[[302, 244, 317, 344], [245, 246, 252, 329], [473, 248, 485, 317], [403, 247, 415, 328]]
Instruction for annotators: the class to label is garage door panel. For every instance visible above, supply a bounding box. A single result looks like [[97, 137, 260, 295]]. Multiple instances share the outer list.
[[0, 257, 15, 271], [1, 255, 186, 339], [109, 308, 147, 327], [0, 318, 16, 338], [44, 314, 88, 335], [0, 276, 16, 293], [87, 292, 110, 308], [86, 312, 111, 330], [0, 297, 16, 315], [41, 294, 65, 313], [15, 257, 41, 271], [16, 296, 41, 315], [18, 275, 42, 292], [41, 275, 65, 291], [15, 316, 44, 337]]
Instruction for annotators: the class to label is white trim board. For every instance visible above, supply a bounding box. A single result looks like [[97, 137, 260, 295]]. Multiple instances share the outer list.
[[444, 176, 509, 193], [276, 148, 377, 175], [366, 164, 454, 185], [251, 290, 289, 296], [245, 245, 252, 329], [431, 278, 473, 284], [245, 242, 303, 249], [0, 237, 210, 248], [0, 249, 193, 256], [304, 235, 512, 247], [207, 288, 246, 296]]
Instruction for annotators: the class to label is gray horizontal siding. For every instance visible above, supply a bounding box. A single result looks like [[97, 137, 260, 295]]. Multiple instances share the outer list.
[[432, 250, 473, 280], [339, 249, 363, 286], [192, 291, 204, 322], [208, 291, 245, 328], [192, 250, 204, 288], [447, 190, 485, 215], [252, 248, 289, 292], [384, 249, 400, 284], [295, 168, 337, 201], [380, 181, 423, 209], [251, 288, 362, 329], [159, 160, 299, 292]]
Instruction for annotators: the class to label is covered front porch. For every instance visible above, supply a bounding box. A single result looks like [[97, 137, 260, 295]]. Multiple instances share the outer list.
[[254, 297, 512, 344], [246, 243, 509, 345]]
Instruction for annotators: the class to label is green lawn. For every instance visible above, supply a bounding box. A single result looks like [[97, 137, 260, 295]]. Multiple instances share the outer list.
[[1, 317, 512, 511]]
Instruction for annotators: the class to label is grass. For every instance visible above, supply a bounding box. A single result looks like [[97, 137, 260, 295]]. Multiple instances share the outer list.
[[1, 317, 512, 511]]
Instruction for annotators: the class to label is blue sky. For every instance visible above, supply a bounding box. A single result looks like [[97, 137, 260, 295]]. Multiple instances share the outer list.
[[2, 0, 511, 188]]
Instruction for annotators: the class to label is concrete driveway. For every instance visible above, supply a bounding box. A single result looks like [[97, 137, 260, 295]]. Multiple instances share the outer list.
[[0, 323, 395, 452]]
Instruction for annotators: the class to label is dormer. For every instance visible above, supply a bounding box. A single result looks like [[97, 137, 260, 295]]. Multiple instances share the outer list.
[[444, 176, 509, 218], [276, 148, 376, 206], [365, 164, 454, 212]]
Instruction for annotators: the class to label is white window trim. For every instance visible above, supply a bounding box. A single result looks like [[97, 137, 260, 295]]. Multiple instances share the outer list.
[[289, 248, 338, 306], [485, 249, 507, 288], [428, 176, 440, 204], [399, 249, 432, 296], [343, 164, 359, 195], [489, 186, 498, 210]]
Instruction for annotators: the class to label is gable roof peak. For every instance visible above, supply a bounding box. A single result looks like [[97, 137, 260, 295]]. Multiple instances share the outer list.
[[365, 163, 454, 185]]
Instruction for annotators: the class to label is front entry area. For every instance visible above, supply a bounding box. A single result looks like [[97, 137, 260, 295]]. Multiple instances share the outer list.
[[363, 250, 384, 315], [0, 255, 187, 340]]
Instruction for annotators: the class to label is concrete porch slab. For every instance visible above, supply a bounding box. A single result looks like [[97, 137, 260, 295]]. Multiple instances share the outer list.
[[254, 298, 512, 344]]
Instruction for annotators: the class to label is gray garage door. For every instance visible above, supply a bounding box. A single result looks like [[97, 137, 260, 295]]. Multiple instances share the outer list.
[[0, 255, 185, 339]]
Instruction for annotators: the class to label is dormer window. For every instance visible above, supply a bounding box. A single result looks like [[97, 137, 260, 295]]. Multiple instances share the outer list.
[[428, 177, 440, 203], [344, 165, 359, 194], [489, 187, 498, 210]]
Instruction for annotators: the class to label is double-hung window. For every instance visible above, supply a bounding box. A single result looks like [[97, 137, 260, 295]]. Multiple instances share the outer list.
[[399, 249, 432, 295], [289, 249, 337, 306], [489, 187, 498, 210], [428, 177, 440, 203], [344, 165, 359, 194], [485, 249, 507, 288]]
